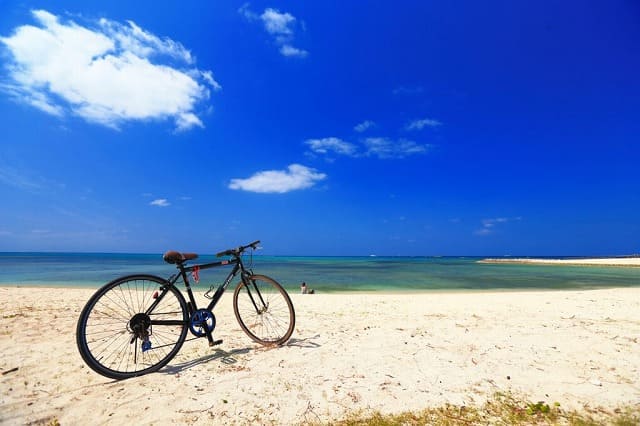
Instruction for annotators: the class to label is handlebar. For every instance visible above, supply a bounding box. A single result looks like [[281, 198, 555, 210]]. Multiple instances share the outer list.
[[215, 240, 261, 258]]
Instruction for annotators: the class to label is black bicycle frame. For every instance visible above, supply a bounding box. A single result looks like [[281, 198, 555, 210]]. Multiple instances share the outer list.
[[143, 252, 265, 349], [186, 259, 245, 311], [142, 258, 238, 321]]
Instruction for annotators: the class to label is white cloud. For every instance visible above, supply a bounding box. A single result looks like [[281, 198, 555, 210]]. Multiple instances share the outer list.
[[175, 112, 203, 132], [239, 5, 307, 58], [475, 217, 521, 236], [261, 8, 295, 35], [363, 137, 430, 159], [406, 117, 442, 131], [280, 44, 308, 58], [229, 164, 326, 193], [354, 120, 375, 132], [199, 70, 222, 91], [150, 198, 170, 207], [0, 10, 219, 131], [305, 137, 358, 156], [483, 217, 509, 227], [474, 228, 492, 236]]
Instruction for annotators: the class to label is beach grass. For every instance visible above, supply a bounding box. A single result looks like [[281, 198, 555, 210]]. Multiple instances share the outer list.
[[321, 392, 640, 426]]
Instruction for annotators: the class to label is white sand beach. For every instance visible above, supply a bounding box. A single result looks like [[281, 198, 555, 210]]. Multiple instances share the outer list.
[[1, 286, 639, 425], [479, 257, 640, 267]]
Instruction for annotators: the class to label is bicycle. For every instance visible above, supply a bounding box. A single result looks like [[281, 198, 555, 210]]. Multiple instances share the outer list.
[[76, 240, 295, 380]]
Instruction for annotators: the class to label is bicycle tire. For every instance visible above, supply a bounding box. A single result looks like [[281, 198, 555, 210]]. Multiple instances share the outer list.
[[233, 274, 295, 345], [76, 274, 188, 379]]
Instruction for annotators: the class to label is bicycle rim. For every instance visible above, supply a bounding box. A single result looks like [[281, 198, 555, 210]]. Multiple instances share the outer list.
[[76, 275, 188, 379], [233, 275, 295, 345]]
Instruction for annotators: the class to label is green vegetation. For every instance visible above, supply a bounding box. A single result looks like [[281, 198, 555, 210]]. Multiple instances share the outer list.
[[319, 392, 640, 426]]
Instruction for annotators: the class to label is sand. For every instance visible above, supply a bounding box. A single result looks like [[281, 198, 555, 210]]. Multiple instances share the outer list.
[[1, 286, 639, 425], [479, 257, 640, 267]]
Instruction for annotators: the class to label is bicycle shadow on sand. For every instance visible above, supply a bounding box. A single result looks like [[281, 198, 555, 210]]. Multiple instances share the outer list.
[[161, 347, 252, 375], [160, 335, 321, 375], [284, 334, 321, 349]]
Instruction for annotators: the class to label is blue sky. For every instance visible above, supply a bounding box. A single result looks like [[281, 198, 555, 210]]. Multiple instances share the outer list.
[[0, 1, 638, 256]]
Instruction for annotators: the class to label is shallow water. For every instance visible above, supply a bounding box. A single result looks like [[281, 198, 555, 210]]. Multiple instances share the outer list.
[[1, 252, 638, 292]]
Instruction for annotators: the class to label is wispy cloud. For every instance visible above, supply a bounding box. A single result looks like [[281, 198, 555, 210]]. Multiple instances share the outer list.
[[239, 4, 308, 58], [406, 117, 442, 131], [31, 229, 51, 235], [363, 137, 431, 159], [238, 4, 259, 21], [305, 137, 358, 157], [392, 86, 424, 96], [229, 164, 326, 193], [0, 163, 65, 193], [306, 136, 430, 160], [0, 166, 43, 190], [100, 18, 194, 63], [0, 10, 219, 131], [150, 198, 170, 207], [354, 120, 375, 133], [475, 217, 521, 236]]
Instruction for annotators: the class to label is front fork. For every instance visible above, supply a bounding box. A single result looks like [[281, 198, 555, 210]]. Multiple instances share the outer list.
[[242, 274, 268, 314]]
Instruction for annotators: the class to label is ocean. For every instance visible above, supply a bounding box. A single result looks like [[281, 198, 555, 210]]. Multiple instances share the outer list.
[[0, 252, 638, 292]]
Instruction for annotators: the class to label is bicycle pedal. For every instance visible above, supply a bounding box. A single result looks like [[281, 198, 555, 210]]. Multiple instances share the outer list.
[[209, 339, 223, 347]]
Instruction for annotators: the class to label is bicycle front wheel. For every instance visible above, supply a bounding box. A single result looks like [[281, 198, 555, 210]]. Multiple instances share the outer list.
[[233, 275, 295, 345], [76, 274, 188, 379]]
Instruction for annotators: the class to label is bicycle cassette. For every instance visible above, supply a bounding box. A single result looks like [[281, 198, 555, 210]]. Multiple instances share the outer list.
[[189, 309, 216, 337]]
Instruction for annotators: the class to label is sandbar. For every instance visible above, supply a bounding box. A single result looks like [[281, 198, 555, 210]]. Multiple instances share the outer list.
[[479, 257, 640, 267]]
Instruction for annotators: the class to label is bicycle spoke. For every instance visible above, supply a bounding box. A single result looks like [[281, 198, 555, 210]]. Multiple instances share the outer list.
[[77, 275, 187, 379], [233, 275, 295, 345]]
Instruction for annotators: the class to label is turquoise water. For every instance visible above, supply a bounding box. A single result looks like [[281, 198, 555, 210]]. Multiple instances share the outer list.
[[0, 252, 638, 292]]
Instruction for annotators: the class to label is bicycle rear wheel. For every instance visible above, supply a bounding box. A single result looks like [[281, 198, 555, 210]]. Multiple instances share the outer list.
[[76, 274, 188, 379], [233, 274, 295, 345]]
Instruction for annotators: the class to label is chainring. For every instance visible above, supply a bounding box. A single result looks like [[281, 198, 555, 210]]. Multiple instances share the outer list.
[[189, 309, 216, 337]]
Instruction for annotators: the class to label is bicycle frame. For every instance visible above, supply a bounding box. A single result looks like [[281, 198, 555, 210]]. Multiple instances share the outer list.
[[186, 259, 242, 312], [144, 255, 260, 346]]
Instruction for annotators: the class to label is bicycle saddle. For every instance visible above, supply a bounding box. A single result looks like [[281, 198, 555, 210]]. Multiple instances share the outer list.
[[163, 251, 198, 264]]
